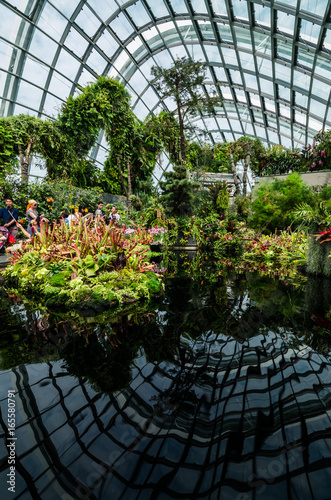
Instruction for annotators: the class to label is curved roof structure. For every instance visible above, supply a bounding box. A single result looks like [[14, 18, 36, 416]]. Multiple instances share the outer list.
[[1, 0, 331, 181]]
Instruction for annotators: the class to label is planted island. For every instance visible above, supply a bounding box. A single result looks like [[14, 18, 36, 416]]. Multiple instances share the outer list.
[[1, 220, 163, 313]]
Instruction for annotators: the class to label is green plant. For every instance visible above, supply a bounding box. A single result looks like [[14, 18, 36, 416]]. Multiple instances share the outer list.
[[249, 173, 317, 234]]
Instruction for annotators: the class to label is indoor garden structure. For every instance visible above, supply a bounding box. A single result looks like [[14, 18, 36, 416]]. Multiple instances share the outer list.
[[1, 1, 331, 499]]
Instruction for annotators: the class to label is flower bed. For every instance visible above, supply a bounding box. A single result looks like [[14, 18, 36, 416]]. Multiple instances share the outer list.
[[1, 220, 163, 311]]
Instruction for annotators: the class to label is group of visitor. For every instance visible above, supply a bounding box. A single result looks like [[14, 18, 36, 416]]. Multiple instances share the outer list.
[[0, 197, 121, 253]]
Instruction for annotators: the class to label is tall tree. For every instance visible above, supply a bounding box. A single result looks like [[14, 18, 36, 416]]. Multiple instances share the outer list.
[[151, 57, 221, 164]]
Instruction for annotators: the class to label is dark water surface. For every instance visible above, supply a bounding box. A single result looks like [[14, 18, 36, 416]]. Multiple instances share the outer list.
[[1, 272, 331, 500]]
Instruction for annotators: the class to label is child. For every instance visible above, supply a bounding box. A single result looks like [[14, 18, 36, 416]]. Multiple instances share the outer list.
[[0, 229, 7, 250]]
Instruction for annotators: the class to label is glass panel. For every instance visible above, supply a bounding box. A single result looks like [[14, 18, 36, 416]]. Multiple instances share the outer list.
[[234, 27, 252, 49], [323, 28, 331, 51], [168, 0, 188, 14], [295, 110, 306, 126], [214, 67, 227, 82], [97, 30, 119, 57], [21, 56, 49, 88], [281, 136, 292, 148], [87, 49, 107, 74], [55, 49, 81, 80], [244, 74, 258, 91], [224, 132, 235, 141], [255, 125, 267, 139], [211, 0, 228, 15], [268, 130, 279, 143], [48, 0, 79, 19], [203, 117, 218, 130], [254, 4, 271, 28], [256, 57, 272, 77], [0, 40, 14, 72], [110, 12, 134, 41], [221, 47, 238, 66], [264, 98, 275, 113], [235, 89, 247, 104], [141, 87, 159, 109], [315, 55, 330, 80], [230, 119, 242, 132], [274, 62, 291, 82], [152, 50, 173, 69], [75, 5, 100, 38], [299, 19, 320, 44], [134, 99, 150, 119], [128, 69, 148, 94], [275, 0, 298, 8], [48, 72, 72, 99], [311, 78, 330, 102], [145, 0, 169, 18], [38, 2, 67, 42], [279, 104, 291, 119], [42, 93, 64, 116], [276, 12, 295, 35], [308, 116, 322, 131], [16, 80, 44, 110], [254, 33, 271, 56], [250, 95, 261, 107], [78, 68, 96, 87], [217, 24, 233, 44], [216, 117, 230, 129], [243, 122, 254, 135], [29, 29, 58, 64], [230, 70, 243, 85], [87, 0, 118, 20], [297, 47, 314, 69], [64, 28, 89, 58], [293, 70, 310, 92], [309, 99, 326, 118], [205, 45, 221, 63], [9, 0, 29, 11], [300, 0, 328, 17], [278, 85, 290, 101], [259, 78, 274, 97], [232, 0, 249, 21], [294, 92, 308, 108], [191, 0, 208, 14], [127, 3, 151, 28], [198, 21, 215, 41], [238, 52, 254, 70], [169, 45, 188, 59], [277, 39, 292, 61]]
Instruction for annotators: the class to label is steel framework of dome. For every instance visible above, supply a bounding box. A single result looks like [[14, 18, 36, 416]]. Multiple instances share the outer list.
[[0, 0, 331, 182]]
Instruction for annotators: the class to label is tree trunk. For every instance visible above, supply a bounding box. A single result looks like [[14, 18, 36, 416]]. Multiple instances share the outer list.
[[243, 143, 251, 196], [175, 82, 186, 164], [17, 139, 33, 181], [229, 151, 240, 195]]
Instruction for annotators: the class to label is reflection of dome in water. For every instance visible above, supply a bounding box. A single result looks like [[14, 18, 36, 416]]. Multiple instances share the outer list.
[[3, 331, 331, 499]]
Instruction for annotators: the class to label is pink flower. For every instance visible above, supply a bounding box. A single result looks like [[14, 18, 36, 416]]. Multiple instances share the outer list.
[[319, 131, 322, 136], [311, 162, 316, 168], [319, 160, 323, 166], [321, 150, 326, 157]]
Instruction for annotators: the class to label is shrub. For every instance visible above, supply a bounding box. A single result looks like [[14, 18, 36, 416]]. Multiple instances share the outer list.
[[249, 173, 317, 233]]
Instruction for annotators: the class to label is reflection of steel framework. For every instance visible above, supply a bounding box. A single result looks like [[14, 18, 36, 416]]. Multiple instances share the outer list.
[[0, 1, 331, 182], [1, 332, 331, 498]]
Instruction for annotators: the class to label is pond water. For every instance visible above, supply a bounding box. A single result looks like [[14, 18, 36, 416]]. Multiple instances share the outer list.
[[1, 268, 331, 500]]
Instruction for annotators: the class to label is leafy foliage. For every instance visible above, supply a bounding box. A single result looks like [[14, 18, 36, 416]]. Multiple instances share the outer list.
[[249, 173, 317, 233]]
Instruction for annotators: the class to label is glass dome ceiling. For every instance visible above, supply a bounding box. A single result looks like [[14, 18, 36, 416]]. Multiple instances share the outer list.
[[1, 0, 331, 181]]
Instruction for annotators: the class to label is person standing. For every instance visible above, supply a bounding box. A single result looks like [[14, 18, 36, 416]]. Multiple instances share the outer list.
[[0, 198, 19, 241], [95, 201, 105, 222], [26, 199, 38, 235], [108, 205, 120, 224]]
